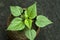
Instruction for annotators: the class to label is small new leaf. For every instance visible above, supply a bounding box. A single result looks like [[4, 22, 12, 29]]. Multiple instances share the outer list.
[[25, 29, 36, 40], [35, 15, 52, 27], [24, 19, 32, 29], [10, 6, 23, 16], [25, 10, 28, 18], [27, 2, 37, 19], [7, 17, 25, 31]]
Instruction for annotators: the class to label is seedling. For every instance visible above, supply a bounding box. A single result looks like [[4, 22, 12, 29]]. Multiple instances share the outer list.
[[7, 2, 52, 40]]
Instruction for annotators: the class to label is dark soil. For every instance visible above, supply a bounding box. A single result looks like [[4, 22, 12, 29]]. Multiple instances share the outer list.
[[0, 0, 60, 40]]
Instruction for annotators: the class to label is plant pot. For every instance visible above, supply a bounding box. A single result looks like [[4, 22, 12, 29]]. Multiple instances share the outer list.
[[7, 14, 40, 40]]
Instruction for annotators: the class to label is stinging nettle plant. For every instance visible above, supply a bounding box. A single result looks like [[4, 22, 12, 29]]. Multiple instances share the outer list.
[[7, 2, 53, 40]]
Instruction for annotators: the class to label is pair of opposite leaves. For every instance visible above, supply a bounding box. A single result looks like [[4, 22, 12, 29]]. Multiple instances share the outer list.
[[7, 2, 52, 40]]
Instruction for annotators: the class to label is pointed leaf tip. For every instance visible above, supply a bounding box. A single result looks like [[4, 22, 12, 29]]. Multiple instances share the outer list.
[[35, 15, 53, 28]]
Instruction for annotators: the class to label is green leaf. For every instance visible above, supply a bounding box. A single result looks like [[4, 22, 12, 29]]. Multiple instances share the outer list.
[[25, 29, 36, 40], [35, 15, 53, 27], [25, 10, 28, 18], [26, 2, 37, 19], [30, 39, 34, 40], [24, 19, 32, 29], [10, 6, 23, 16], [7, 17, 25, 31]]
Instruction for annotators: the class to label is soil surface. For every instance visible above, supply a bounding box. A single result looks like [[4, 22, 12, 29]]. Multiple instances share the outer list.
[[0, 0, 60, 40]]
